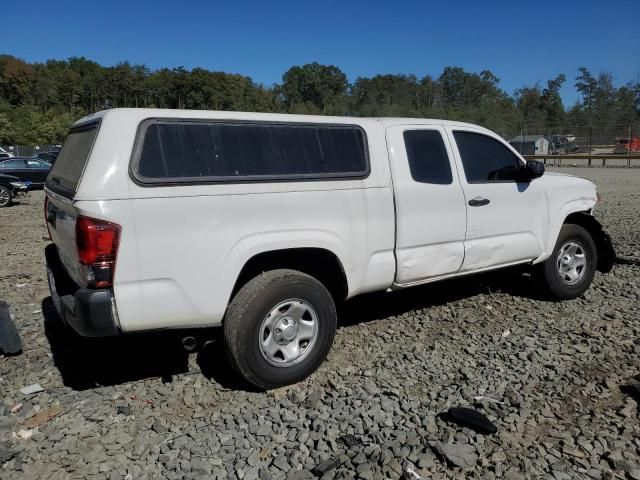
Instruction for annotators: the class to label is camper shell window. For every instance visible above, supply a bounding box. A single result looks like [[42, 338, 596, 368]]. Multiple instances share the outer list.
[[132, 120, 370, 184]]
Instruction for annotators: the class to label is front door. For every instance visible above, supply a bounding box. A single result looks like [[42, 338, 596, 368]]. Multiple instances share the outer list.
[[447, 127, 547, 271], [387, 125, 467, 284]]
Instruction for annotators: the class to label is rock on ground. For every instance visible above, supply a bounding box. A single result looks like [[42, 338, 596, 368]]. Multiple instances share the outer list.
[[1, 167, 639, 479]]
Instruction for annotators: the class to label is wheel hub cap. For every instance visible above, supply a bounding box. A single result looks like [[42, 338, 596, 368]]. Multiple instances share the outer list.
[[273, 317, 298, 344], [259, 299, 319, 367], [556, 241, 587, 285]]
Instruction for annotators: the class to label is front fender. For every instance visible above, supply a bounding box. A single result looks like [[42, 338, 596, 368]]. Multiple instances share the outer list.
[[569, 213, 615, 273], [538, 207, 615, 273], [540, 198, 596, 262]]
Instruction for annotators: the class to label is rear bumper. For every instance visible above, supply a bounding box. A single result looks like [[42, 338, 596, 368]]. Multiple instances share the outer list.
[[45, 244, 120, 337]]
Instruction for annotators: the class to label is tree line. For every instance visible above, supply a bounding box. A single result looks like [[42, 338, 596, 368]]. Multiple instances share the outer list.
[[0, 54, 638, 145]]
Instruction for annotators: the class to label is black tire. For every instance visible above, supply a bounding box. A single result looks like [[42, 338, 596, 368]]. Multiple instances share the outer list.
[[223, 269, 337, 390], [539, 224, 597, 300], [0, 186, 12, 208]]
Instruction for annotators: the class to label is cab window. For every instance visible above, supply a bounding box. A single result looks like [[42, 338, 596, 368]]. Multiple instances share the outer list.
[[454, 131, 523, 183]]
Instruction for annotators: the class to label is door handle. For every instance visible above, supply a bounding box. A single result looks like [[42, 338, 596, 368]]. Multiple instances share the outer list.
[[468, 197, 490, 207]]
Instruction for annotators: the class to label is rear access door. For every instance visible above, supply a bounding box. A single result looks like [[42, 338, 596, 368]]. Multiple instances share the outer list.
[[45, 122, 101, 287], [386, 125, 467, 285]]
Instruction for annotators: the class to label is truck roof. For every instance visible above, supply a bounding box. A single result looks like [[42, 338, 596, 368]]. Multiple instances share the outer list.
[[74, 108, 491, 133]]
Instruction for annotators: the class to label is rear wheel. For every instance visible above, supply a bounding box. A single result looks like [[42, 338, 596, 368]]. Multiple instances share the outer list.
[[0, 186, 12, 208], [223, 269, 336, 389], [539, 224, 597, 299]]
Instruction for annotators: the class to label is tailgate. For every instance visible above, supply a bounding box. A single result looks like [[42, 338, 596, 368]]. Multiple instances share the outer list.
[[45, 193, 86, 287]]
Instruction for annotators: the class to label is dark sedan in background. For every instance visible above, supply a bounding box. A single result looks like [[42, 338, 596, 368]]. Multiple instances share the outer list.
[[0, 158, 51, 189], [35, 152, 59, 164]]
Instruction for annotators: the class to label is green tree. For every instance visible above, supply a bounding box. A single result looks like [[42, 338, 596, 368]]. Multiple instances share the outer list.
[[575, 67, 598, 113], [0, 54, 637, 145], [0, 112, 15, 144], [0, 55, 34, 105], [540, 74, 566, 126], [351, 74, 422, 116], [280, 62, 348, 113]]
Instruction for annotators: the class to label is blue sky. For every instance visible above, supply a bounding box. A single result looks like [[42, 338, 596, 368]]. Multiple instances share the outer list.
[[2, 0, 639, 106]]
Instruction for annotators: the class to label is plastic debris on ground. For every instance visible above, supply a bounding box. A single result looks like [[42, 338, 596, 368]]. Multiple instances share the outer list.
[[13, 429, 35, 440], [445, 407, 498, 435], [25, 405, 63, 429], [311, 458, 339, 477], [19, 384, 44, 395], [473, 395, 505, 405], [0, 301, 22, 356]]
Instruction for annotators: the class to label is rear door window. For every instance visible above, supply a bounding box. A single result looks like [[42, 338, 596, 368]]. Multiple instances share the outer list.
[[403, 130, 453, 184], [46, 123, 99, 196]]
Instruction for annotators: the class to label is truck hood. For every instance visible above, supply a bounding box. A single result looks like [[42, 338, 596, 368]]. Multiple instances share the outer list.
[[543, 171, 596, 189], [536, 171, 598, 212]]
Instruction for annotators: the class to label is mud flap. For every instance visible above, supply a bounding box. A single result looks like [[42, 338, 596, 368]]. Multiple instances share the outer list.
[[596, 229, 616, 273]]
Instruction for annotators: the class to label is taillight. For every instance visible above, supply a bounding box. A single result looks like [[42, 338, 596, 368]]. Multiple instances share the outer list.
[[76, 216, 121, 288]]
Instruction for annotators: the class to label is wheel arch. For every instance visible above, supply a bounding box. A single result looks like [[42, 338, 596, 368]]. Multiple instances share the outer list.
[[562, 211, 615, 273], [539, 198, 595, 263], [230, 247, 349, 304]]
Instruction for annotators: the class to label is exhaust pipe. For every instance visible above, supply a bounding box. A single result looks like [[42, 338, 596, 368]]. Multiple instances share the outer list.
[[181, 336, 197, 352]]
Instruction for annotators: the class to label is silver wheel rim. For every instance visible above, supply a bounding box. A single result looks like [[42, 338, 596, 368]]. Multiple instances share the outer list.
[[259, 298, 319, 367], [0, 188, 9, 206], [556, 241, 587, 285]]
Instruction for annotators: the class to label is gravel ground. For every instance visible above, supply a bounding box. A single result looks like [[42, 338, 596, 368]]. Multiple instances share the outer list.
[[1, 167, 639, 480]]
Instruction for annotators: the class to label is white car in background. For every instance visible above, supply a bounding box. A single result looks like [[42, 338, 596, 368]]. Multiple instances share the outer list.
[[0, 146, 14, 159]]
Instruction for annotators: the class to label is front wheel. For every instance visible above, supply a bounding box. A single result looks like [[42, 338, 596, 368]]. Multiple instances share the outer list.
[[538, 224, 597, 300], [223, 269, 337, 389], [0, 186, 12, 208]]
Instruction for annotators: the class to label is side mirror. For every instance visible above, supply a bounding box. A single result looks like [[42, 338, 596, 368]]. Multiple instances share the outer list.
[[524, 160, 545, 179]]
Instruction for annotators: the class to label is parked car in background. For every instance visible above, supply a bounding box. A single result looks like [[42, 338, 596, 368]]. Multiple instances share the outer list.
[[613, 137, 640, 154], [0, 173, 28, 207], [550, 134, 580, 154], [0, 147, 14, 159], [35, 152, 59, 164], [0, 158, 51, 188]]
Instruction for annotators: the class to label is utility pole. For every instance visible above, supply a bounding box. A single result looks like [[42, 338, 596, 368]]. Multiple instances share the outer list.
[[587, 124, 593, 166], [628, 122, 632, 167]]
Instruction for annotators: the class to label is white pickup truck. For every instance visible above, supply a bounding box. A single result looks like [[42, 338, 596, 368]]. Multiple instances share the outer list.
[[44, 109, 615, 389]]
